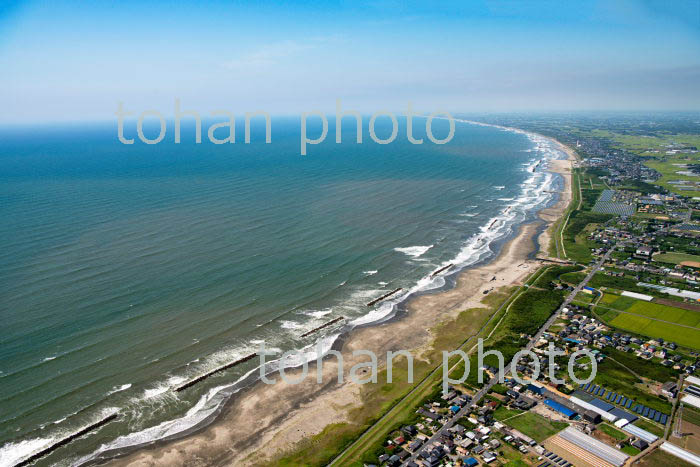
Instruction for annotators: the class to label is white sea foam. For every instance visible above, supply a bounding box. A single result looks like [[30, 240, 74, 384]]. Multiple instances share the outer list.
[[107, 384, 132, 396], [363, 270, 378, 275], [394, 245, 433, 258], [1, 408, 120, 467], [304, 309, 333, 319], [42, 356, 56, 362], [0, 436, 57, 467], [280, 320, 304, 330], [76, 335, 340, 466]]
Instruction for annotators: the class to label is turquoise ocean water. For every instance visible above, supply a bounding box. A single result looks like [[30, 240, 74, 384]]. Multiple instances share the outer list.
[[0, 117, 565, 466]]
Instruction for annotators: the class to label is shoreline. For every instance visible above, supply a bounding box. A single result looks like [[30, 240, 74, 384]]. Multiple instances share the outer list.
[[101, 134, 575, 467]]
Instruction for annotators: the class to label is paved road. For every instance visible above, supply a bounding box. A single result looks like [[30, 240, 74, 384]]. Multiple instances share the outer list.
[[401, 246, 615, 466]]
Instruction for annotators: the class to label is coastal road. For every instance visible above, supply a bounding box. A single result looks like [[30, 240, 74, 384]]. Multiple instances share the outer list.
[[401, 245, 616, 466]]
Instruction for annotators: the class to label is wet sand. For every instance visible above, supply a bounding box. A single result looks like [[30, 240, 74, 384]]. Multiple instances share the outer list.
[[106, 139, 575, 467]]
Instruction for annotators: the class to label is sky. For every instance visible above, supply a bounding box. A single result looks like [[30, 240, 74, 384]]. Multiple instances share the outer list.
[[0, 0, 699, 123]]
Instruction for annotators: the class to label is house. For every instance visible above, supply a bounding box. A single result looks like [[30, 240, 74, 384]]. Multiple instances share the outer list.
[[662, 381, 678, 398], [417, 408, 440, 421], [408, 439, 423, 452], [632, 438, 649, 450], [483, 451, 498, 463], [635, 246, 653, 259]]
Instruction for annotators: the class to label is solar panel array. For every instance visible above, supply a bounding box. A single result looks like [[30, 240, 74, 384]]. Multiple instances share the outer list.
[[579, 383, 668, 425], [539, 450, 573, 467], [592, 190, 636, 216]]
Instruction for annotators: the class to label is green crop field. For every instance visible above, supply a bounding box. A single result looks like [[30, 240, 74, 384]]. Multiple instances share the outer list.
[[654, 252, 700, 266], [598, 293, 700, 349], [598, 423, 627, 441], [503, 412, 567, 443], [608, 313, 700, 349], [644, 158, 700, 198]]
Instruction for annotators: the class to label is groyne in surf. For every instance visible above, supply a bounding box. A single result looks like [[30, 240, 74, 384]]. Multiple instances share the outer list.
[[175, 353, 258, 392], [366, 288, 402, 307]]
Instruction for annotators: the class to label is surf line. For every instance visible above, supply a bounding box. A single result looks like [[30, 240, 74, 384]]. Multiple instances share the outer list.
[[366, 288, 403, 307], [14, 413, 119, 467], [300, 316, 345, 338], [430, 263, 454, 277], [175, 353, 258, 392]]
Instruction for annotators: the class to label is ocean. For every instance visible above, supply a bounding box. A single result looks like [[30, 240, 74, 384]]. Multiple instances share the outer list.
[[0, 117, 566, 466]]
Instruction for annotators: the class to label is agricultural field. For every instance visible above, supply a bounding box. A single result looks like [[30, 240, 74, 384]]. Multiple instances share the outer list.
[[654, 252, 700, 268], [573, 291, 594, 305], [502, 412, 567, 443], [597, 293, 700, 349], [644, 157, 700, 198], [638, 448, 696, 467], [594, 131, 700, 197], [597, 423, 627, 441]]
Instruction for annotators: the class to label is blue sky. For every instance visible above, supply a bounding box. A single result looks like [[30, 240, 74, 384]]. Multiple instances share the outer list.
[[1, 0, 699, 123]]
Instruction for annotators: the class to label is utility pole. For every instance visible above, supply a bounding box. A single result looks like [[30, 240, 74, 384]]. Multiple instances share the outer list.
[[673, 402, 683, 438]]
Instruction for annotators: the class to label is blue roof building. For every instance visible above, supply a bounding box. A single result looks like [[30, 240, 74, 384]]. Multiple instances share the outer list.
[[544, 399, 577, 419]]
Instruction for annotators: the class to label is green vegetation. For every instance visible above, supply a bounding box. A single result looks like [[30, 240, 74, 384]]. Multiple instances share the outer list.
[[595, 293, 700, 350], [508, 288, 567, 335], [551, 168, 581, 259], [492, 405, 524, 421], [654, 252, 700, 266], [608, 314, 700, 350], [604, 347, 678, 383], [575, 349, 674, 414], [682, 406, 700, 427], [533, 265, 583, 289], [573, 291, 594, 304], [645, 157, 700, 198], [621, 445, 641, 456], [638, 447, 696, 467], [502, 412, 567, 443], [561, 210, 612, 263], [591, 131, 700, 197], [598, 423, 627, 441], [566, 271, 679, 301], [633, 418, 665, 437]]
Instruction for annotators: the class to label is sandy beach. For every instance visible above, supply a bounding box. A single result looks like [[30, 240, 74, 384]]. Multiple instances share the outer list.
[[105, 138, 575, 467]]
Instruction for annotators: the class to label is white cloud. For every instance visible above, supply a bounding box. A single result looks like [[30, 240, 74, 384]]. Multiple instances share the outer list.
[[222, 38, 331, 71]]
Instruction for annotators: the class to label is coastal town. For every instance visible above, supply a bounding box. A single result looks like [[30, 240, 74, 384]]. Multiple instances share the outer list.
[[349, 116, 700, 467]]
